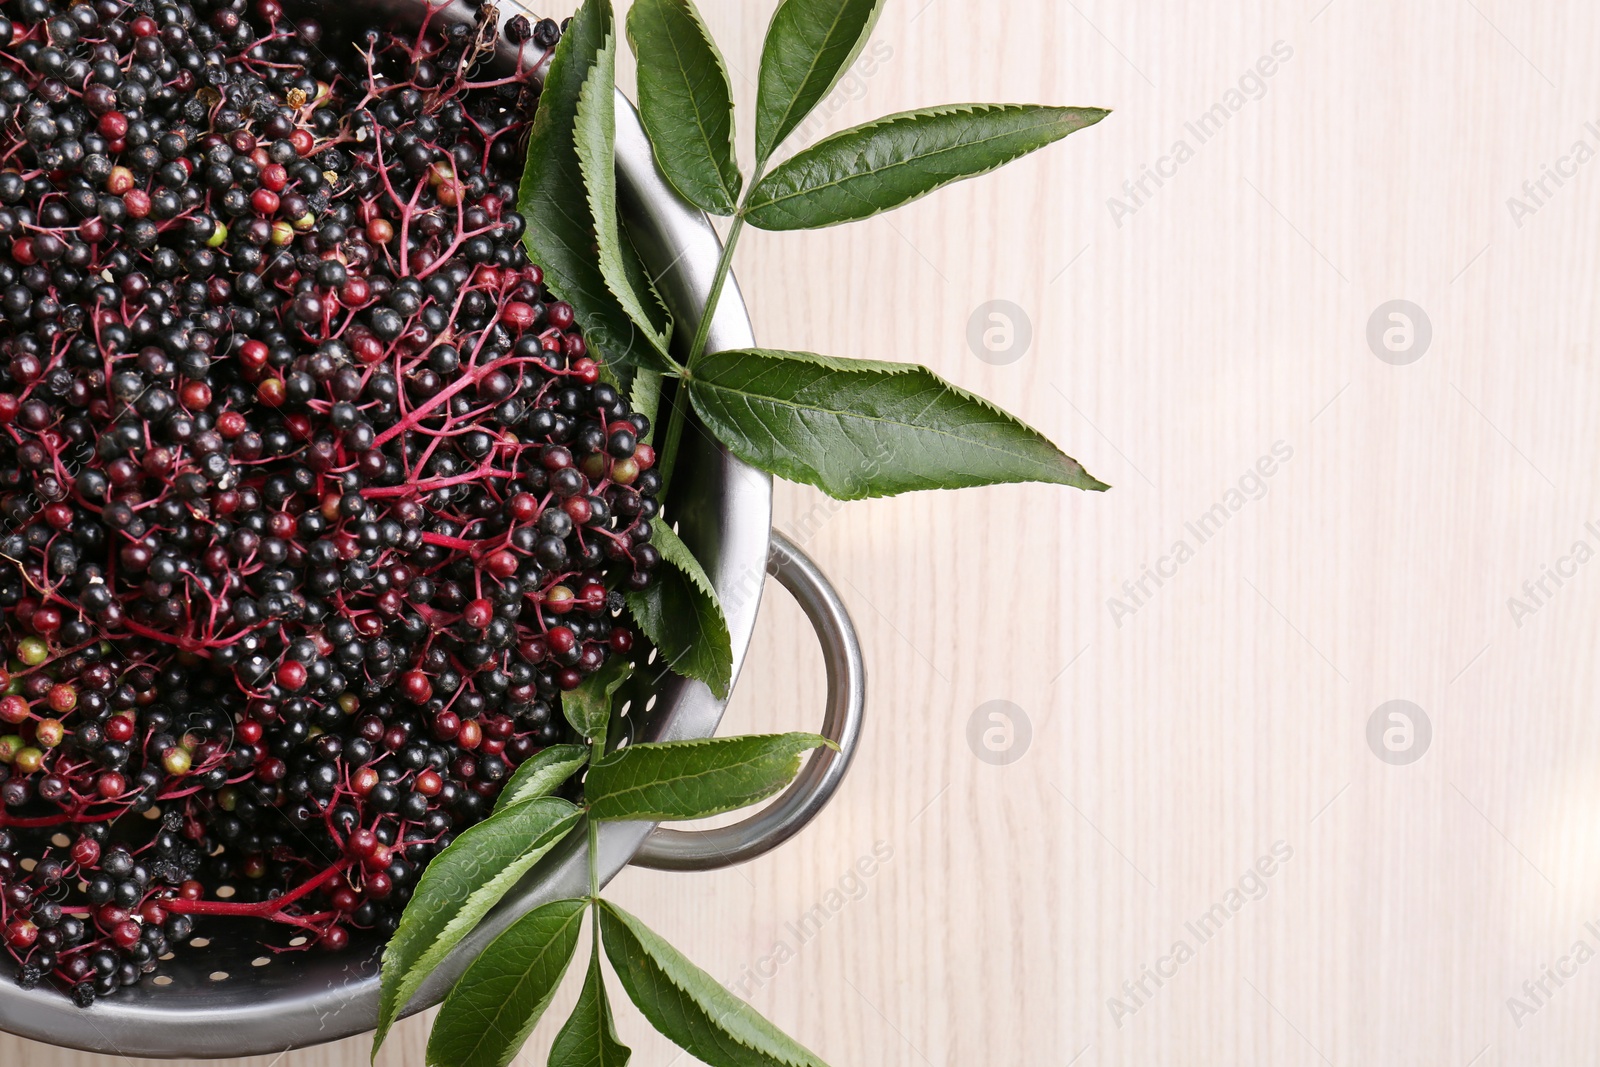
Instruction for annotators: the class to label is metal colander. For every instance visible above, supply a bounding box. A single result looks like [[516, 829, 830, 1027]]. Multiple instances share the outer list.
[[0, 1, 865, 1056]]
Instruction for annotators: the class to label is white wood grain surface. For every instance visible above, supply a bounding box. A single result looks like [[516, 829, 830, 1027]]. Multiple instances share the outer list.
[[10, 0, 1600, 1063]]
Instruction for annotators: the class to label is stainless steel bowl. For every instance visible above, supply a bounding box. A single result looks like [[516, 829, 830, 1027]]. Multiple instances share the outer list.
[[0, 2, 864, 1056]]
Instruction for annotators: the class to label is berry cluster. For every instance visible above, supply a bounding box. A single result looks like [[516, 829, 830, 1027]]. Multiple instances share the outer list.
[[0, 0, 661, 1004]]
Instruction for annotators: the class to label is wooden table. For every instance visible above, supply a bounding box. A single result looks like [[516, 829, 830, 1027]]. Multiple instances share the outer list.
[[13, 0, 1598, 1063]]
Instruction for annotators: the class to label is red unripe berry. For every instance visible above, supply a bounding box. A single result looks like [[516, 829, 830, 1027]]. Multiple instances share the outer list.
[[485, 550, 518, 578], [457, 719, 482, 750], [363, 845, 391, 871], [180, 380, 212, 410], [122, 189, 151, 218], [71, 836, 100, 868], [331, 888, 359, 913], [256, 758, 287, 782], [178, 880, 203, 902], [507, 493, 538, 522], [43, 502, 73, 530], [501, 301, 536, 331], [217, 411, 248, 438], [6, 919, 37, 949], [239, 339, 269, 369], [10, 238, 36, 265], [98, 111, 129, 138], [276, 660, 307, 690], [0, 696, 29, 725], [432, 711, 461, 741], [320, 925, 349, 950], [260, 163, 288, 191], [105, 715, 135, 743], [634, 444, 656, 470], [46, 683, 77, 713], [352, 766, 379, 796], [548, 302, 575, 330], [365, 871, 393, 898], [573, 358, 600, 385], [562, 497, 592, 525], [400, 670, 432, 703], [237, 718, 263, 745], [558, 668, 584, 691], [547, 627, 576, 654], [96, 772, 125, 799], [0, 394, 16, 424], [463, 599, 494, 629], [346, 829, 378, 858], [352, 332, 385, 364], [140, 900, 167, 925], [414, 769, 443, 796], [30, 605, 61, 635], [341, 277, 370, 305], [610, 627, 635, 653], [367, 218, 394, 244], [130, 14, 157, 36], [97, 905, 130, 929], [251, 188, 280, 215], [290, 129, 315, 156], [257, 377, 287, 407], [112, 921, 142, 949]]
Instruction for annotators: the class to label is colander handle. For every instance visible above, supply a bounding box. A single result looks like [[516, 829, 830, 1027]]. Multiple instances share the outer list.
[[628, 532, 865, 870]]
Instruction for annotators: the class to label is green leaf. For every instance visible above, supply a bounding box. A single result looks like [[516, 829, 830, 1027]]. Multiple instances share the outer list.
[[520, 0, 669, 375], [624, 522, 733, 698], [626, 0, 742, 215], [575, 28, 672, 352], [373, 798, 583, 1055], [561, 655, 634, 748], [631, 366, 664, 434], [744, 104, 1110, 230], [586, 733, 827, 822], [754, 0, 885, 161], [425, 899, 588, 1067], [494, 745, 590, 814], [548, 952, 632, 1067], [688, 348, 1106, 498], [600, 901, 830, 1067]]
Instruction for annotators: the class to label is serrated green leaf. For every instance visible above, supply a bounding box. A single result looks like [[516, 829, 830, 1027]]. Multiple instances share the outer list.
[[374, 798, 583, 1056], [744, 104, 1109, 230], [688, 348, 1106, 498], [626, 0, 742, 215], [630, 366, 664, 434], [586, 733, 827, 822], [600, 901, 830, 1067], [520, 0, 669, 376], [495, 745, 590, 814], [425, 899, 588, 1067], [624, 522, 733, 698], [561, 656, 634, 748], [575, 30, 672, 352], [549, 951, 632, 1067], [755, 0, 885, 161]]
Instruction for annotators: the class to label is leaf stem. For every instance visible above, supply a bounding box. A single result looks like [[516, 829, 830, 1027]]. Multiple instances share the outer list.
[[658, 160, 766, 495]]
